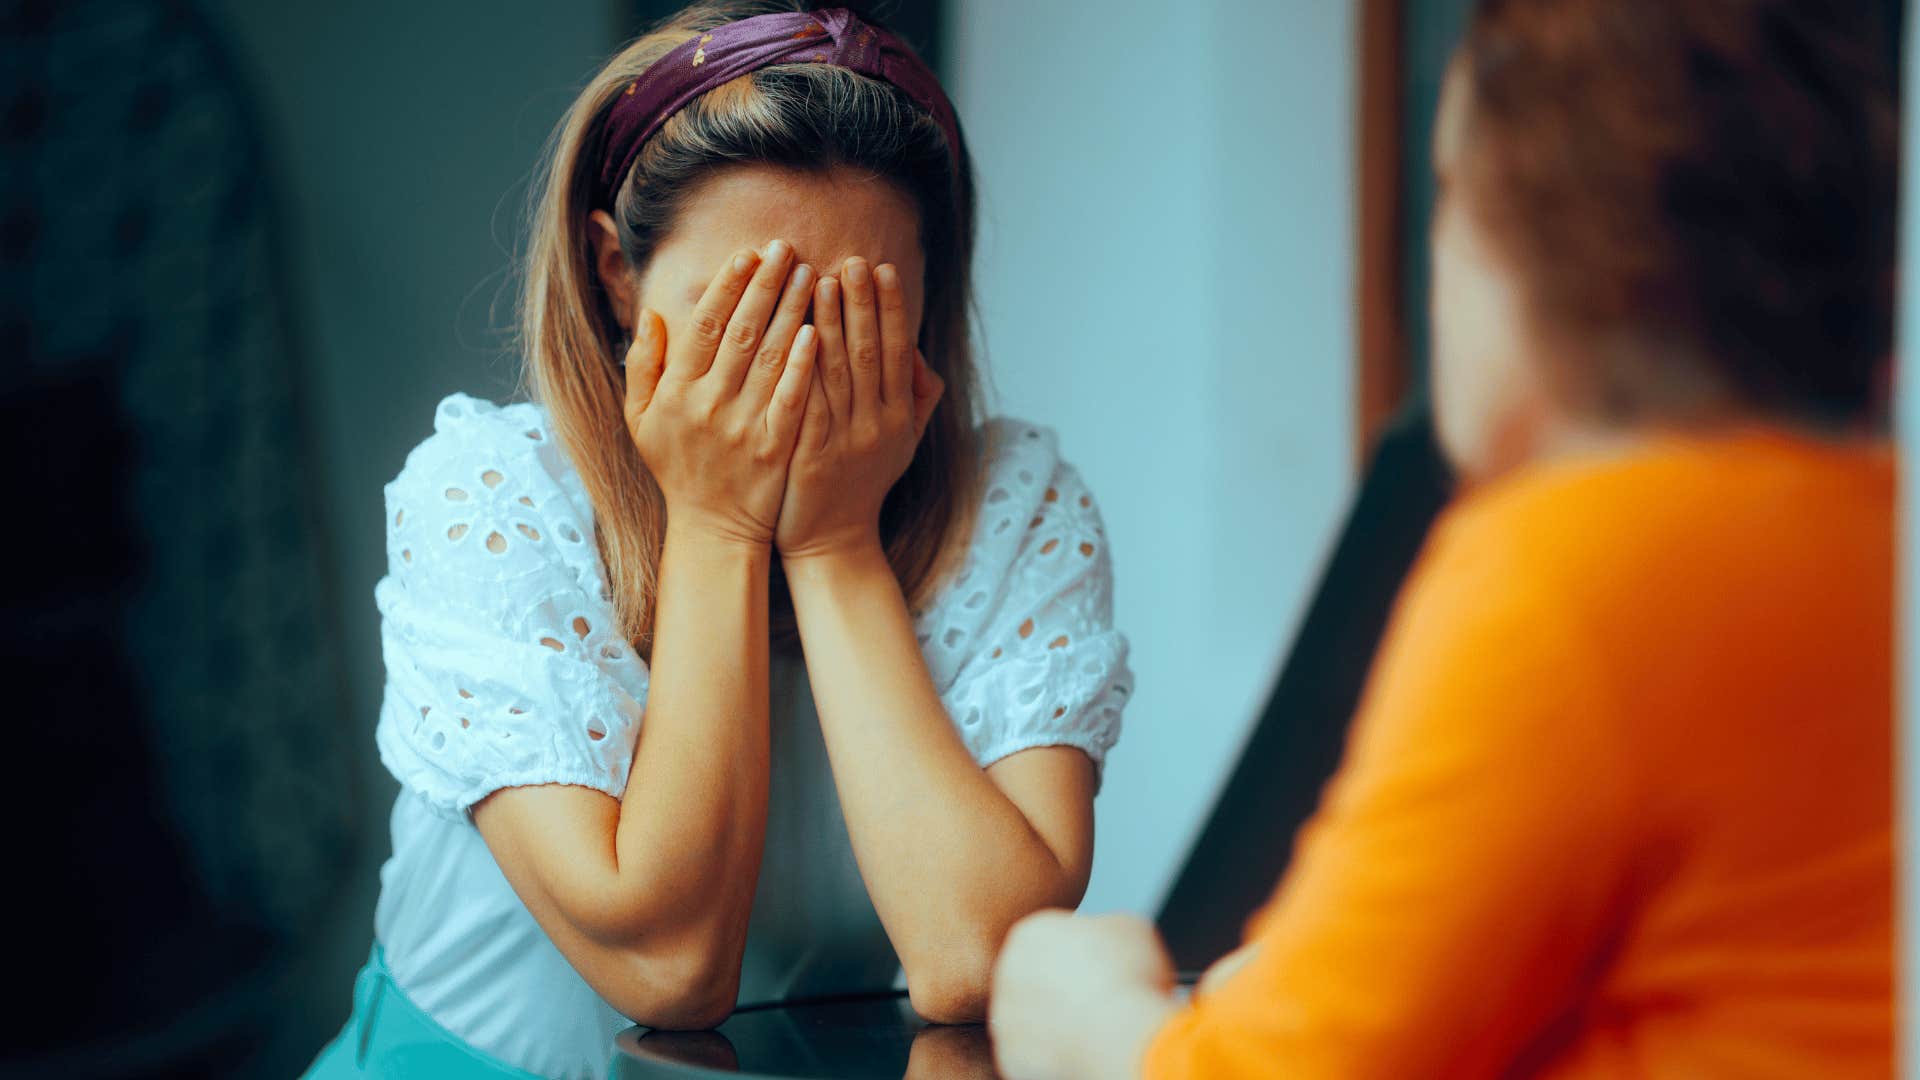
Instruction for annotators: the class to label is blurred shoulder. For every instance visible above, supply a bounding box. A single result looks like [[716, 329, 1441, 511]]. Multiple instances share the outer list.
[[1422, 431, 1895, 615]]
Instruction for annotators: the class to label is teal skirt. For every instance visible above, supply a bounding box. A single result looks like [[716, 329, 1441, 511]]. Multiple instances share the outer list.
[[303, 945, 540, 1079]]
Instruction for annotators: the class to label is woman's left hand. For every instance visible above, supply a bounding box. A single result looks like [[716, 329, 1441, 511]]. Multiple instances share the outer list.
[[774, 256, 942, 561]]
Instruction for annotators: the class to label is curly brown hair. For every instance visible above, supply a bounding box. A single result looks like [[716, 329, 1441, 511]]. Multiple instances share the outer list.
[[1456, 0, 1897, 429]]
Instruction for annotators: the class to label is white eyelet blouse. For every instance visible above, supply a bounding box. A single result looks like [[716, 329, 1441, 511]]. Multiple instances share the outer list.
[[369, 394, 1131, 1078]]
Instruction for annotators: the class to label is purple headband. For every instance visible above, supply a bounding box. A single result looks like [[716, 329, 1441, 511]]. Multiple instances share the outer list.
[[595, 8, 963, 209]]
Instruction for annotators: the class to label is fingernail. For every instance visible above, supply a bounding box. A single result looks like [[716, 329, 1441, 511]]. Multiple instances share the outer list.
[[792, 263, 814, 289], [844, 258, 870, 286], [796, 324, 817, 349], [819, 277, 839, 301], [734, 250, 758, 273], [874, 264, 898, 290], [765, 239, 790, 261]]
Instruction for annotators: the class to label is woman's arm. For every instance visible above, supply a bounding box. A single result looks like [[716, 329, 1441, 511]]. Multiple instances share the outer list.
[[785, 546, 1097, 1023], [776, 259, 1097, 1023], [475, 523, 773, 1029], [473, 240, 819, 1029]]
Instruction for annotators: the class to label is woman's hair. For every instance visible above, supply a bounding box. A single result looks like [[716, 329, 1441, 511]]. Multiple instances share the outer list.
[[519, 0, 980, 652], [1456, 0, 1897, 428]]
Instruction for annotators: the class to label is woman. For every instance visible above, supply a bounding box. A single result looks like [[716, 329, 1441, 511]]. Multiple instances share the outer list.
[[307, 3, 1131, 1077], [991, 1, 1894, 1076]]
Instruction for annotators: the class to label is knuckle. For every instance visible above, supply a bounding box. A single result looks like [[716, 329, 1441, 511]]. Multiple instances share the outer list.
[[850, 342, 882, 371], [755, 343, 787, 371], [689, 310, 727, 342], [725, 322, 760, 351]]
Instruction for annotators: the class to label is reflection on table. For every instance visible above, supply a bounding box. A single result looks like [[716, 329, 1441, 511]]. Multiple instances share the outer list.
[[613, 990, 995, 1079]]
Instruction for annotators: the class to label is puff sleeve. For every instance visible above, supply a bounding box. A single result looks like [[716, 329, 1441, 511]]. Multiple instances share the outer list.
[[373, 394, 649, 819], [914, 420, 1132, 778]]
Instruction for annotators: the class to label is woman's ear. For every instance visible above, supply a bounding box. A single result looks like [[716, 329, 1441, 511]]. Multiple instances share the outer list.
[[588, 209, 638, 334]]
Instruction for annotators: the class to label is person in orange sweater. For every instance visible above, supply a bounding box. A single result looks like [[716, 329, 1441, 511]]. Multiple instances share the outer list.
[[988, 1, 1897, 1077]]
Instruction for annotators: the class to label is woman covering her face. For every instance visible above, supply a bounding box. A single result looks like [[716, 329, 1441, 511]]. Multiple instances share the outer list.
[[306, 4, 1132, 1077], [991, 2, 1895, 1077]]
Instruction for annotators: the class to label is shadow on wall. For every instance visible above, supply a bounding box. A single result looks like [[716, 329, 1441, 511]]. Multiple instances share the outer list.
[[3, 0, 360, 1075]]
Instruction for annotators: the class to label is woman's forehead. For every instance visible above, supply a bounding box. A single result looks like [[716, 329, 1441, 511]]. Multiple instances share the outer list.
[[659, 164, 925, 278]]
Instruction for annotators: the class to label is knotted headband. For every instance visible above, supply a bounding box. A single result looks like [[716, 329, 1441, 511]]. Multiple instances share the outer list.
[[594, 7, 963, 209]]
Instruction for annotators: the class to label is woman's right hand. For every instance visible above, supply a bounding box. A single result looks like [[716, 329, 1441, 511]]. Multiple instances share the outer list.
[[623, 239, 820, 547]]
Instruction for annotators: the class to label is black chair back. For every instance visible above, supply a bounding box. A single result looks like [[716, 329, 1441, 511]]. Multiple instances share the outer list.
[[1156, 400, 1453, 970]]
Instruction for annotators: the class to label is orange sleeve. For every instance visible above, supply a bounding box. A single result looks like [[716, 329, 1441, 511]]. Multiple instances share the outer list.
[[1144, 523, 1643, 1079]]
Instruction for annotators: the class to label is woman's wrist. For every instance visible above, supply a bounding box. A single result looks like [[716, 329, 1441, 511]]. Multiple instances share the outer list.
[[779, 528, 889, 583], [662, 515, 777, 591], [664, 508, 776, 557]]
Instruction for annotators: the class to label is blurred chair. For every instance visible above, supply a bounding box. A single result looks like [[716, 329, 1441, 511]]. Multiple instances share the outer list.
[[1157, 398, 1453, 969]]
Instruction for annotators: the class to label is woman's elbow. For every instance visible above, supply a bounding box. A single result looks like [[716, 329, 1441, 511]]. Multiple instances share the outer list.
[[607, 946, 742, 1031], [612, 976, 738, 1031], [904, 943, 995, 1025]]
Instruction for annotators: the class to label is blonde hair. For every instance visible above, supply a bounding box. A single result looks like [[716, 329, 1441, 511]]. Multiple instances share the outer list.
[[519, 1, 981, 655]]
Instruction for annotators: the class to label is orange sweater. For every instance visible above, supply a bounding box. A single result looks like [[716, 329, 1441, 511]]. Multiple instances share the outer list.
[[1145, 432, 1893, 1079]]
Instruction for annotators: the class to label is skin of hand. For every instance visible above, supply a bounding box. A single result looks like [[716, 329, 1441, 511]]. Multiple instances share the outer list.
[[773, 255, 942, 559], [624, 238, 821, 546], [988, 911, 1182, 1080], [470, 242, 816, 1030]]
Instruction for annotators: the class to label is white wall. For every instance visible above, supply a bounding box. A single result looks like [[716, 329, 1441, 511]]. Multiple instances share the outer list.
[[949, 2, 1359, 915]]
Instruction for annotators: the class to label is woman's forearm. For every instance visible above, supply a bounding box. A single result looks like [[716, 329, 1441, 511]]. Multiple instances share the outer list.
[[613, 519, 773, 935], [472, 521, 772, 1027], [785, 542, 1090, 1022]]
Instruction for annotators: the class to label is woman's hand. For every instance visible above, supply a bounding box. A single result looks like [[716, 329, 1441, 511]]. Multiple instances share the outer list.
[[624, 239, 820, 548], [774, 257, 942, 561]]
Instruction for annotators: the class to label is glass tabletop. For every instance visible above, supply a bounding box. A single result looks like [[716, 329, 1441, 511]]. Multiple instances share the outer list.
[[611, 990, 996, 1079]]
